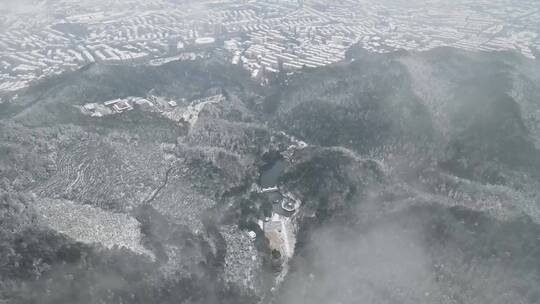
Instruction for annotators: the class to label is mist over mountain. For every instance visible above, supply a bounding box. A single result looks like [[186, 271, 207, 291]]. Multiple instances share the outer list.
[[1, 43, 540, 304]]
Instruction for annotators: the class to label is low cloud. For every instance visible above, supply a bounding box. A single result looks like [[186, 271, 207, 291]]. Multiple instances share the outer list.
[[279, 214, 438, 304]]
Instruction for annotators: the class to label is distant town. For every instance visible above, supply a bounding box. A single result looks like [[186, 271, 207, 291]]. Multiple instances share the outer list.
[[1, 0, 539, 93]]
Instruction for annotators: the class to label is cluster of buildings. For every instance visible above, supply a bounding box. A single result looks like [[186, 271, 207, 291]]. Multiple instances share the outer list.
[[79, 94, 225, 131], [1, 0, 540, 93], [256, 185, 300, 270], [79, 96, 154, 117], [252, 168, 303, 285]]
